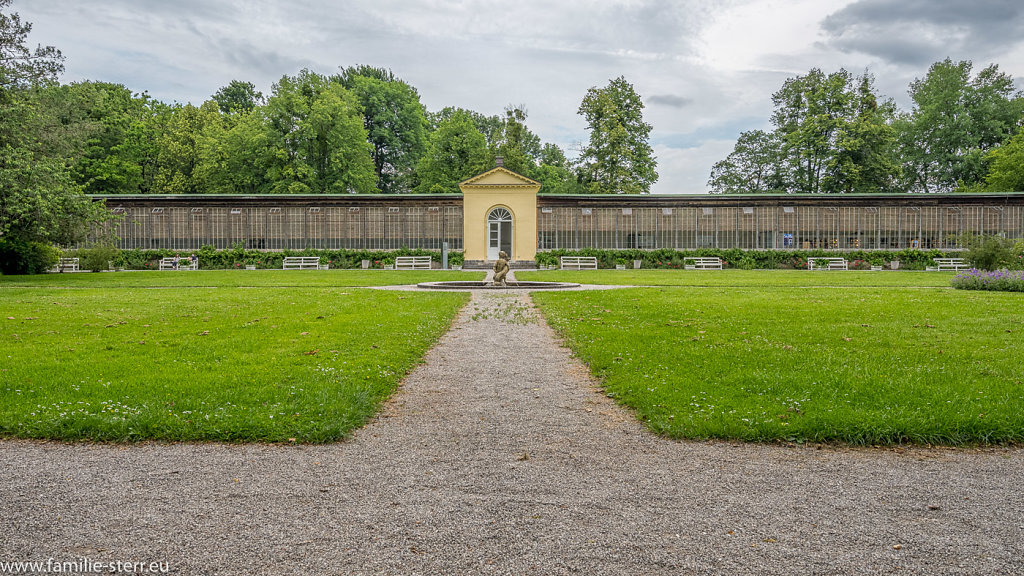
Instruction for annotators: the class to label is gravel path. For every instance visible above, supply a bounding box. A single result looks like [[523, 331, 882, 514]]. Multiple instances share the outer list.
[[2, 291, 1023, 575]]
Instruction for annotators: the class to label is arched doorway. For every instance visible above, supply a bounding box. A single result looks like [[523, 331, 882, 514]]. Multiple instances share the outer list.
[[486, 207, 513, 260]]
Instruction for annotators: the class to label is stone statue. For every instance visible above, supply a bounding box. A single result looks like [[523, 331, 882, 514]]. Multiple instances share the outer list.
[[492, 251, 510, 286]]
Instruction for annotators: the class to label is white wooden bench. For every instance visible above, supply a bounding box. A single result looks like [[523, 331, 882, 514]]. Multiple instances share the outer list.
[[159, 257, 197, 271], [51, 257, 79, 273], [282, 256, 321, 270], [926, 258, 968, 272], [807, 257, 848, 271], [394, 256, 432, 270], [684, 257, 723, 270], [560, 256, 598, 270]]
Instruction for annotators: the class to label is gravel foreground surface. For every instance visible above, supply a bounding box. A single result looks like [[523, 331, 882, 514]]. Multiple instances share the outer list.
[[2, 291, 1023, 575]]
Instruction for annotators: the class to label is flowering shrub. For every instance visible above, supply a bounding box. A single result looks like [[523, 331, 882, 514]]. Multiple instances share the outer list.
[[951, 269, 1024, 292]]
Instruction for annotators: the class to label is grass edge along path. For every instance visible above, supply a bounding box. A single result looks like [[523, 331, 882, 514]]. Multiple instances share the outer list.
[[0, 285, 470, 443], [532, 282, 1024, 446]]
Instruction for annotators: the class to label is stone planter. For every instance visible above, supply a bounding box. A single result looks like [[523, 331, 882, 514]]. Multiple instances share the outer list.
[[615, 264, 626, 270], [890, 261, 900, 270], [245, 265, 256, 270], [361, 259, 370, 269], [633, 259, 642, 269]]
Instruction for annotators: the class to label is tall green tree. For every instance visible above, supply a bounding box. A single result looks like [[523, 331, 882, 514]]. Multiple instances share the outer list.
[[0, 0, 106, 251], [716, 68, 898, 194], [428, 106, 507, 149], [983, 125, 1024, 191], [0, 0, 62, 90], [825, 75, 900, 194], [212, 80, 263, 115], [530, 142, 582, 194], [152, 101, 223, 194], [415, 109, 488, 194], [335, 66, 427, 193], [899, 59, 1023, 193], [771, 68, 855, 194], [262, 70, 376, 194], [195, 107, 271, 194], [62, 82, 154, 195], [121, 99, 172, 194], [708, 130, 784, 194], [489, 105, 542, 175], [576, 76, 657, 194]]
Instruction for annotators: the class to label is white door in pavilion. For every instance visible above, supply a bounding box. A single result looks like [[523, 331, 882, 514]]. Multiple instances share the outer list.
[[486, 207, 513, 260]]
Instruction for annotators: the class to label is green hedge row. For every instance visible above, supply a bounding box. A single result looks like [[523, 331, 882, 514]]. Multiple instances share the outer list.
[[70, 246, 465, 270], [48, 246, 979, 272], [534, 248, 964, 270]]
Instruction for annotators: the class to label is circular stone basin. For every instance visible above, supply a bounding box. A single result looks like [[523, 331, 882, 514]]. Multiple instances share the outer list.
[[417, 281, 580, 290]]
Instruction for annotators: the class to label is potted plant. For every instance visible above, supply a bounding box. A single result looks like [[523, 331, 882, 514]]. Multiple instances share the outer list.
[[615, 258, 627, 270]]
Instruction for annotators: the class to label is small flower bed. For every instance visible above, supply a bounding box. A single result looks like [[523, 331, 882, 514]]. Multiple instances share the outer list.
[[951, 269, 1024, 292]]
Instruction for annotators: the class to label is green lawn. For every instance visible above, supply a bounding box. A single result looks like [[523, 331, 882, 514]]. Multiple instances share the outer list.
[[518, 268, 955, 287], [531, 271, 1024, 445], [0, 269, 484, 288], [6, 268, 1021, 446], [0, 280, 469, 442]]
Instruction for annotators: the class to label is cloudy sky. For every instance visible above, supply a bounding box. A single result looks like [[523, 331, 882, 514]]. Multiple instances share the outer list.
[[19, 0, 1024, 194]]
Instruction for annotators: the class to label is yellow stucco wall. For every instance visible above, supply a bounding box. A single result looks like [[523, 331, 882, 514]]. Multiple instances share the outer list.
[[459, 168, 540, 262]]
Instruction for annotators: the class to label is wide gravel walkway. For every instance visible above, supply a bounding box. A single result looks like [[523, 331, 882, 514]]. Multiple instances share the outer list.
[[2, 291, 1022, 575]]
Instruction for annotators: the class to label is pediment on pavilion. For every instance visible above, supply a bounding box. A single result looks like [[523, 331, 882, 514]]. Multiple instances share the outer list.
[[459, 167, 540, 188]]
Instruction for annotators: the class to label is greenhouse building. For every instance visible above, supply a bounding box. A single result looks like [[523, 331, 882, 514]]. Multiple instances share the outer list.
[[95, 166, 1024, 266]]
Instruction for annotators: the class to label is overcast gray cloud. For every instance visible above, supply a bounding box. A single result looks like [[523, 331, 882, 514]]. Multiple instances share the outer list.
[[647, 94, 694, 108], [821, 0, 1024, 65], [14, 0, 1024, 193]]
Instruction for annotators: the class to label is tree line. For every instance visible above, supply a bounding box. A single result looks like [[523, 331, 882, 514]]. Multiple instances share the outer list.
[[33, 70, 656, 198], [709, 61, 1024, 194]]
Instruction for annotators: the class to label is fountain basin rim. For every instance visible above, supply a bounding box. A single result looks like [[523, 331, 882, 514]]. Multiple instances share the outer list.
[[416, 280, 581, 290]]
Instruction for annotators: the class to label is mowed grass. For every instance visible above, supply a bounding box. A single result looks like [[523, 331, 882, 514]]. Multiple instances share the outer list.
[[531, 271, 1024, 445], [519, 268, 954, 287], [0, 280, 469, 442], [0, 269, 484, 288]]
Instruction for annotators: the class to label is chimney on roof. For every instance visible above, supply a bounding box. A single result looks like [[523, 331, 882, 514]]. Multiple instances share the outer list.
[[495, 156, 504, 168]]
